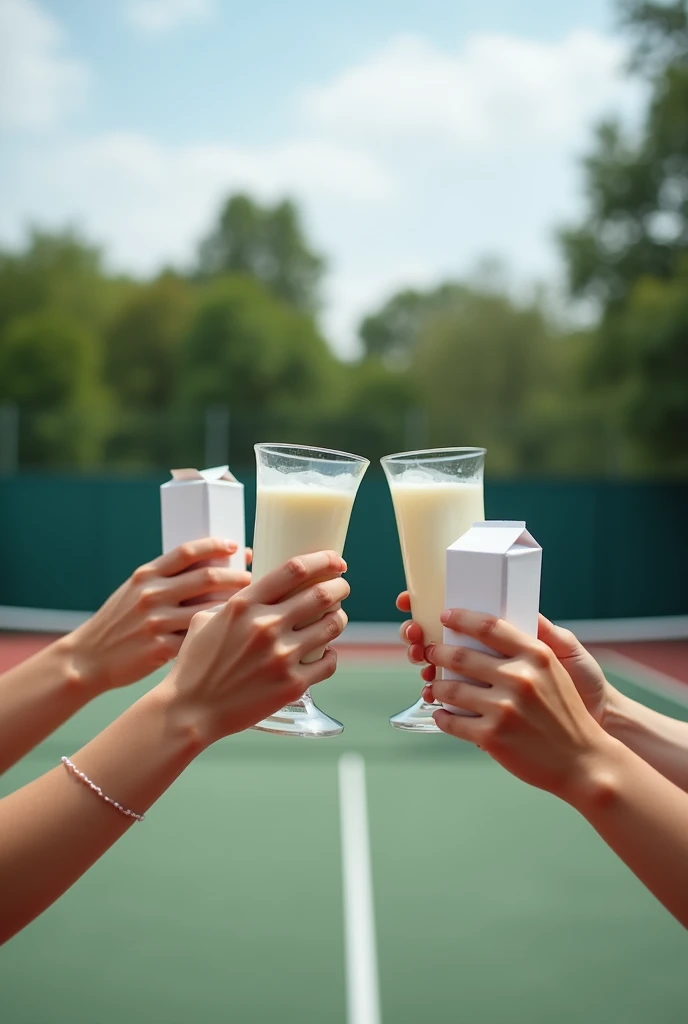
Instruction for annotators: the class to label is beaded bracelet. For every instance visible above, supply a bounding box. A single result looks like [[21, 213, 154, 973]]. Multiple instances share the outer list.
[[61, 756, 145, 822]]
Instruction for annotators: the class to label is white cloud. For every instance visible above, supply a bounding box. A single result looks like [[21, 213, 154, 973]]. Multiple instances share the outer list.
[[0, 26, 645, 355], [1, 131, 396, 275], [303, 30, 631, 153], [127, 0, 215, 33], [0, 0, 88, 129]]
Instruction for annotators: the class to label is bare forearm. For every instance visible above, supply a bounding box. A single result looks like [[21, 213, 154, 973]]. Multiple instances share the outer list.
[[0, 637, 106, 774], [603, 690, 688, 794], [0, 686, 205, 944], [570, 736, 688, 929]]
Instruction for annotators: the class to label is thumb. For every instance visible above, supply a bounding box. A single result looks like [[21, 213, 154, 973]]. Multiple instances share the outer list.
[[537, 614, 583, 659]]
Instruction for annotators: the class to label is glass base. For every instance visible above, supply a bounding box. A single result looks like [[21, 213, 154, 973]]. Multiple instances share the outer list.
[[252, 690, 344, 738], [390, 697, 442, 733]]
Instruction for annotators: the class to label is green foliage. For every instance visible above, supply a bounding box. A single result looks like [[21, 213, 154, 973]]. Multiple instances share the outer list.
[[0, 310, 109, 467], [558, 0, 688, 472], [613, 258, 688, 468], [0, 229, 131, 336], [196, 194, 325, 313], [104, 272, 192, 410], [0, 119, 685, 481], [619, 1, 688, 74], [180, 274, 335, 413], [411, 290, 565, 474]]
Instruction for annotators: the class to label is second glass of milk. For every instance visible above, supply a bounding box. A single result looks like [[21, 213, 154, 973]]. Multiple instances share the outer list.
[[251, 443, 369, 738], [381, 447, 486, 733]]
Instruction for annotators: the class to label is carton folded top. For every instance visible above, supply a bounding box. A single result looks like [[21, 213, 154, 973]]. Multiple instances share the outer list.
[[167, 466, 238, 484], [449, 520, 540, 555]]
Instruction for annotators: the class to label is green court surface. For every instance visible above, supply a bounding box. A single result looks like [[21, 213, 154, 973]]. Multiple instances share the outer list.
[[1, 659, 686, 1023]]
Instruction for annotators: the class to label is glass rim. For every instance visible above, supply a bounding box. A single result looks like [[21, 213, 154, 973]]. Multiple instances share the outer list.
[[255, 442, 370, 467], [380, 446, 486, 466]]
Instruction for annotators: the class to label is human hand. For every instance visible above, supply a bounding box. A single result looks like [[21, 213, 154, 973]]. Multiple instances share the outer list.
[[155, 550, 349, 744], [68, 538, 252, 692], [398, 590, 615, 722], [420, 609, 613, 801], [535, 616, 613, 725], [396, 590, 440, 685]]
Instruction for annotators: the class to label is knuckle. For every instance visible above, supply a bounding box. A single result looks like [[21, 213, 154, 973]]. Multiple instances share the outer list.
[[312, 583, 332, 610], [144, 614, 164, 636], [531, 644, 553, 670], [132, 564, 152, 585], [178, 542, 196, 563], [255, 617, 279, 642], [285, 557, 308, 583], [450, 646, 467, 671], [152, 634, 173, 661], [496, 697, 517, 728], [203, 566, 223, 586], [319, 651, 338, 681], [516, 670, 536, 700], [477, 615, 499, 641], [268, 645, 291, 672], [137, 586, 159, 610], [323, 615, 343, 641], [227, 591, 249, 615]]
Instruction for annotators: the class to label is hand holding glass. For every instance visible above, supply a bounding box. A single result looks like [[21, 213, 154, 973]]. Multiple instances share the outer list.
[[250, 444, 369, 737]]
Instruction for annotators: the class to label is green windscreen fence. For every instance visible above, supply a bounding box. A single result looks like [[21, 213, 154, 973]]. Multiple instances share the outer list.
[[0, 474, 686, 621]]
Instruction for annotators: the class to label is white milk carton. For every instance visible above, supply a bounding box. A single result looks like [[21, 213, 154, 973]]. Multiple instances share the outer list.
[[160, 466, 246, 572], [442, 521, 542, 715]]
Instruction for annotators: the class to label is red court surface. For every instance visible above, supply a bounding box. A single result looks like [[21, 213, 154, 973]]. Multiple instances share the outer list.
[[2, 631, 686, 686], [0, 633, 60, 672], [602, 641, 688, 686]]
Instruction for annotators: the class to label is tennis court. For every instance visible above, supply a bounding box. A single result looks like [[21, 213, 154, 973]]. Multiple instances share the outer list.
[[1, 633, 687, 1023]]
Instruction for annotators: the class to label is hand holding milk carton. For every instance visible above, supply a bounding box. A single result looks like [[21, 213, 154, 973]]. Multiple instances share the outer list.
[[160, 466, 246, 604], [442, 522, 542, 716]]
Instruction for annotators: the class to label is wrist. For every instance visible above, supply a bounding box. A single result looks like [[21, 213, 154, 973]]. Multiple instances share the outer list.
[[149, 674, 217, 753], [599, 685, 635, 737], [559, 731, 629, 815], [50, 633, 109, 701]]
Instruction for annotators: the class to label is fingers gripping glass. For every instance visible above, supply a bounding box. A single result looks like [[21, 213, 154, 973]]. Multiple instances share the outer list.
[[251, 444, 369, 738], [381, 447, 486, 733]]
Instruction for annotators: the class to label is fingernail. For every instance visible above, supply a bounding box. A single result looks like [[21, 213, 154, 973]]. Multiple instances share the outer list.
[[440, 610, 452, 624], [339, 559, 347, 572], [223, 539, 235, 549]]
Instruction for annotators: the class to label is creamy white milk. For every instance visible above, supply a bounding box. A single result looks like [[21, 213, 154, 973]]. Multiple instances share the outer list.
[[252, 481, 356, 663], [389, 479, 485, 646]]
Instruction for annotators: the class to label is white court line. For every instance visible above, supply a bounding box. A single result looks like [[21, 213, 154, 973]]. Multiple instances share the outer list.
[[597, 649, 688, 710], [338, 753, 381, 1024]]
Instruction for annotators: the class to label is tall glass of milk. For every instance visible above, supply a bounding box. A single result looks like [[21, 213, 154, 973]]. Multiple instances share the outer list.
[[381, 447, 486, 733], [251, 443, 369, 738]]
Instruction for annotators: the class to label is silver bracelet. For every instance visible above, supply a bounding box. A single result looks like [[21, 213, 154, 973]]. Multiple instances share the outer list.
[[61, 757, 145, 822]]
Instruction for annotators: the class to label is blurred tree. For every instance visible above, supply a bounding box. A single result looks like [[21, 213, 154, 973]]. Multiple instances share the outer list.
[[559, 0, 688, 471], [0, 311, 109, 467], [102, 273, 194, 467], [359, 284, 467, 366], [196, 195, 325, 313], [178, 274, 337, 461], [104, 272, 192, 410], [331, 359, 416, 461], [0, 229, 131, 336], [613, 257, 688, 469], [411, 288, 574, 475]]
